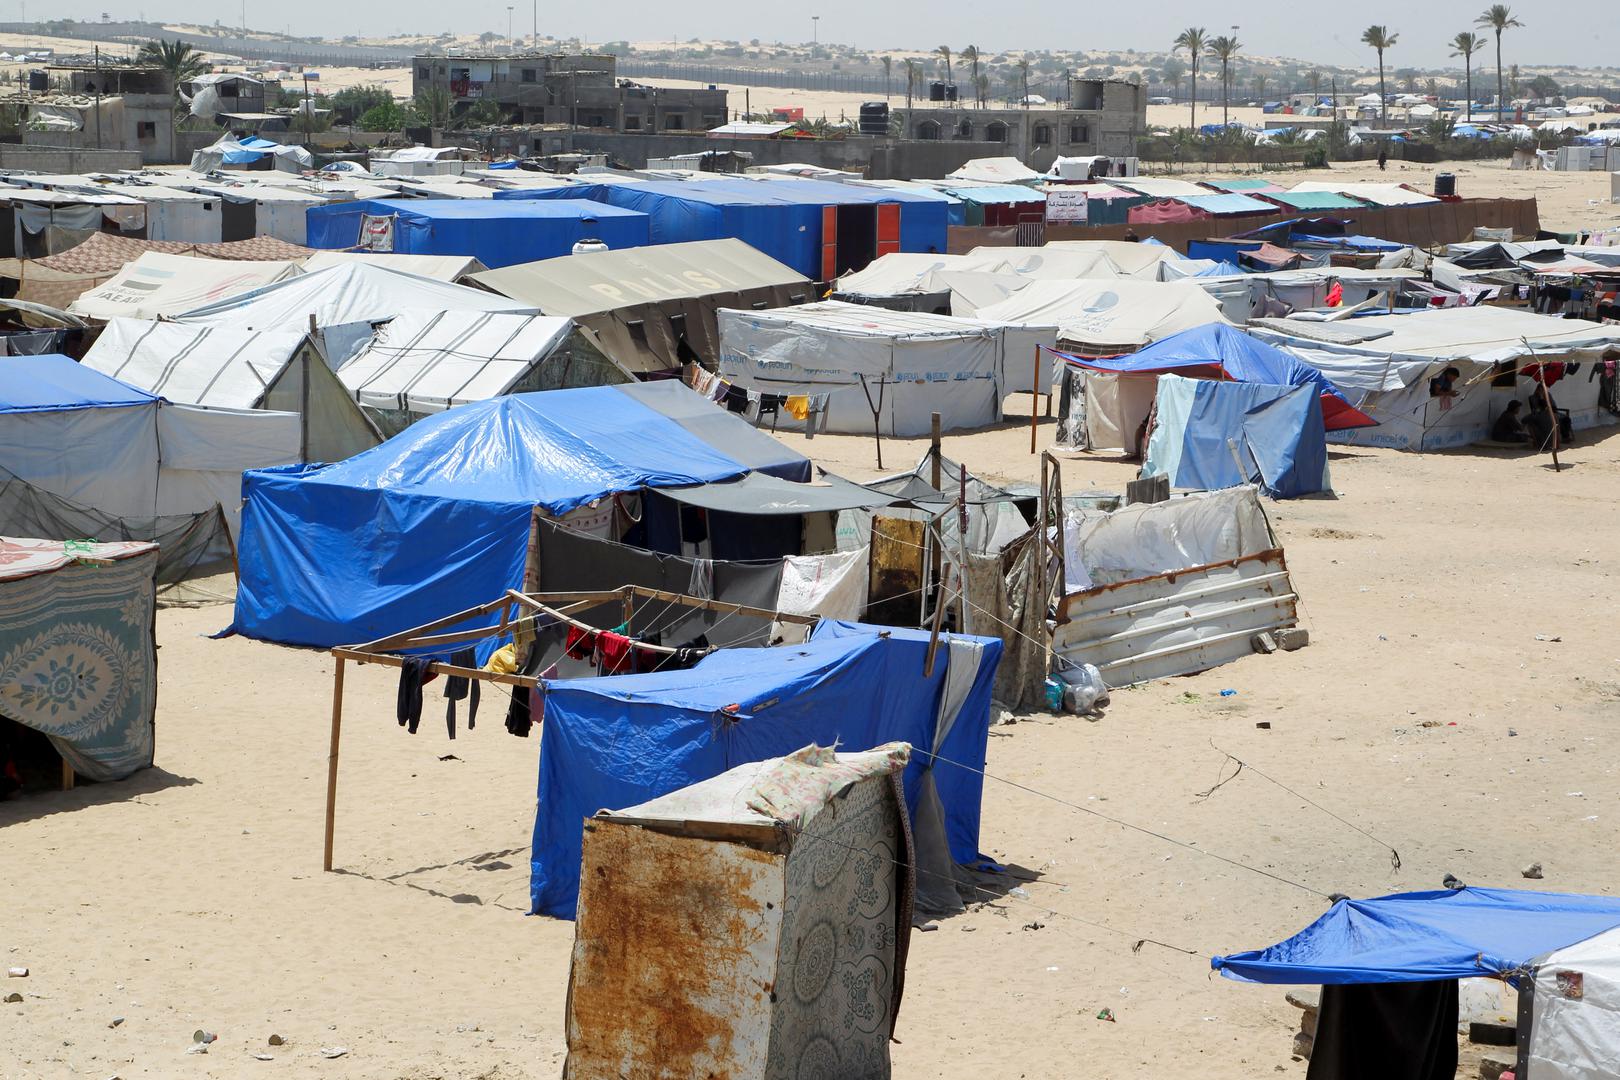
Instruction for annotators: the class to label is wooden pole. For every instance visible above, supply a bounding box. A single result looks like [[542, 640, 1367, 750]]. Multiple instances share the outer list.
[[928, 412, 943, 635], [923, 518, 949, 677], [323, 655, 345, 873], [60, 756, 73, 791], [1539, 374, 1562, 471], [1030, 345, 1041, 453]]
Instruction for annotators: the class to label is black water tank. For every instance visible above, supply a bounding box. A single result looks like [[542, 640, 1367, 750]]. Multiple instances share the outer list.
[[929, 81, 946, 102], [858, 101, 889, 135], [27, 69, 47, 92], [943, 83, 958, 102], [1434, 172, 1456, 197]]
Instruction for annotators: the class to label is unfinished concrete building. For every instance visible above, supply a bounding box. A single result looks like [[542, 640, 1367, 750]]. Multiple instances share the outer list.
[[894, 77, 1145, 168]]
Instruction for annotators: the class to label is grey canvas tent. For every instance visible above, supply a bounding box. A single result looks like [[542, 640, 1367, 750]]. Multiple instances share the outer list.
[[471, 238, 813, 375]]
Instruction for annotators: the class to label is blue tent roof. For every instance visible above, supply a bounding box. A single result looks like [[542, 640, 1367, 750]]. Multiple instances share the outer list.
[[1143, 376, 1330, 498], [942, 185, 1048, 206], [0, 354, 157, 413], [1055, 324, 1374, 428], [304, 198, 650, 268], [1213, 887, 1620, 985], [530, 620, 1003, 917], [232, 383, 809, 650]]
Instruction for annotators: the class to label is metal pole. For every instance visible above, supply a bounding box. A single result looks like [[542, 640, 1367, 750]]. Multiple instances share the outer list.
[[93, 46, 102, 150]]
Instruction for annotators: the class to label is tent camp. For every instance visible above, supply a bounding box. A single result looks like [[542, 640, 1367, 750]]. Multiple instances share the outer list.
[[0, 354, 293, 581], [80, 317, 381, 463], [471, 239, 813, 375], [189, 135, 313, 173], [1212, 887, 1620, 1080], [1053, 323, 1374, 453], [68, 251, 304, 320], [531, 620, 1002, 917], [231, 381, 815, 652], [1141, 375, 1331, 498], [1040, 239, 1185, 280], [180, 181, 327, 246], [1250, 306, 1620, 450], [0, 233, 312, 312], [336, 310, 634, 434], [300, 250, 485, 281], [170, 262, 541, 369], [944, 157, 1043, 185], [0, 186, 146, 259], [0, 536, 159, 783], [304, 198, 652, 269], [716, 300, 1008, 435]]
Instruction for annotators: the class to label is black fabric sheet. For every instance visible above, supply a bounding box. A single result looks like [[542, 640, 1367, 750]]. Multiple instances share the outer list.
[[1306, 980, 1458, 1080]]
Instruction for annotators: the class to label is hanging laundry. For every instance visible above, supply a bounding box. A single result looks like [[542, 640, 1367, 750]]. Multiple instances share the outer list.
[[396, 657, 436, 735], [784, 394, 811, 421], [564, 626, 597, 660], [443, 647, 480, 739], [484, 642, 519, 675], [596, 631, 635, 675]]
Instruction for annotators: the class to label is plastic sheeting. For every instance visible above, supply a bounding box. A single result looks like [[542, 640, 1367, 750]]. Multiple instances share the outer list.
[[529, 621, 1002, 917], [69, 252, 305, 320], [1528, 924, 1620, 1079], [1064, 485, 1275, 589], [304, 198, 652, 269], [1213, 887, 1620, 985], [974, 279, 1228, 354], [300, 251, 486, 281], [231, 384, 807, 650], [1142, 374, 1330, 498], [717, 300, 1004, 436]]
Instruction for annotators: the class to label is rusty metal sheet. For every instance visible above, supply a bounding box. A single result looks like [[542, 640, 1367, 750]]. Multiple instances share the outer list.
[[867, 515, 924, 626], [1051, 548, 1297, 688], [566, 820, 785, 1080]]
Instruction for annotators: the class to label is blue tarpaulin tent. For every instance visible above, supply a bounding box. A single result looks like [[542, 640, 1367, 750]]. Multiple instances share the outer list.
[[1056, 323, 1374, 431], [1142, 374, 1331, 498], [231, 382, 810, 651], [529, 620, 1003, 917], [303, 198, 650, 268], [496, 178, 949, 279], [1213, 887, 1620, 984]]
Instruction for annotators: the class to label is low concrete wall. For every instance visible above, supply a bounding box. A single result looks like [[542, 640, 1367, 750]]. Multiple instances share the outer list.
[[2, 144, 144, 173]]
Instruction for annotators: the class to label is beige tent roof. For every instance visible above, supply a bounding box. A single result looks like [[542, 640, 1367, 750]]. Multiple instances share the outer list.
[[472, 238, 810, 318], [973, 279, 1229, 350], [68, 251, 305, 320], [301, 251, 487, 281]]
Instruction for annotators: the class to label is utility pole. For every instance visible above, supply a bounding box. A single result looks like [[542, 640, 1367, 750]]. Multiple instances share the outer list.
[[507, 7, 514, 53], [92, 45, 102, 149], [531, 0, 537, 50], [811, 15, 819, 45], [302, 71, 313, 155]]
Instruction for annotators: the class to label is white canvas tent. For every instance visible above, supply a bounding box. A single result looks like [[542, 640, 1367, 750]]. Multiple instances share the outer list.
[[1040, 240, 1185, 280], [1527, 924, 1620, 1079], [1251, 306, 1620, 450], [971, 279, 1230, 356], [80, 318, 381, 466], [68, 252, 305, 320], [717, 300, 1007, 436], [336, 310, 634, 434], [943, 157, 1042, 185], [171, 262, 540, 369], [301, 250, 486, 281], [370, 146, 466, 177]]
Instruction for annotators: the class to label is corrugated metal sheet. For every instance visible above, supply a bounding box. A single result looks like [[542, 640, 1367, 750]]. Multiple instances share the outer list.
[[1051, 548, 1298, 687]]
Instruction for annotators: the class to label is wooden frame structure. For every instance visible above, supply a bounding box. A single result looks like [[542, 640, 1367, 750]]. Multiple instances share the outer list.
[[321, 585, 819, 872]]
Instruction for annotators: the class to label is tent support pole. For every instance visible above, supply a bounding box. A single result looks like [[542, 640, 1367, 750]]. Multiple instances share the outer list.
[[1030, 345, 1041, 453], [323, 655, 345, 873]]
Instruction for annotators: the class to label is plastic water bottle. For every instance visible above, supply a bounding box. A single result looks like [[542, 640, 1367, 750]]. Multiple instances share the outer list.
[[1044, 677, 1064, 712]]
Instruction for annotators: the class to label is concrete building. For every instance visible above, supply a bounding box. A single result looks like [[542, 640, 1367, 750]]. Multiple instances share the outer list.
[[25, 65, 180, 165], [412, 52, 727, 131], [893, 77, 1146, 168]]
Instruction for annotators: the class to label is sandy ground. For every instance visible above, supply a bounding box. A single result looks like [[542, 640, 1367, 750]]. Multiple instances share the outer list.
[[4, 406, 1619, 1077]]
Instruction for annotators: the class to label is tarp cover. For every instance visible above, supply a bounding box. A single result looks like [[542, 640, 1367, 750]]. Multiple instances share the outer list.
[[1213, 887, 1620, 985], [300, 251, 486, 281], [1142, 374, 1330, 498], [81, 317, 306, 409], [530, 621, 1002, 916], [69, 251, 304, 320], [304, 198, 652, 269], [232, 383, 807, 649], [1057, 324, 1375, 430], [973, 280, 1228, 352]]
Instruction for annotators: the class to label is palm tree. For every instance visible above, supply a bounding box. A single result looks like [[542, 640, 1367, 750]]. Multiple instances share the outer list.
[[1253, 73, 1267, 100], [1166, 70, 1183, 103], [1360, 25, 1397, 122], [1204, 35, 1241, 127], [1307, 68, 1323, 105], [881, 55, 892, 101], [903, 58, 920, 110], [975, 73, 990, 110], [1476, 4, 1523, 121], [962, 45, 981, 107], [1451, 31, 1485, 119], [1017, 56, 1032, 108], [136, 38, 209, 162], [937, 45, 952, 86], [1172, 27, 1207, 127]]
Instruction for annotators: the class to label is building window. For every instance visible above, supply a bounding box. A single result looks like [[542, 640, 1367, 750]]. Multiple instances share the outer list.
[[137, 121, 156, 139], [418, 67, 429, 80], [1069, 122, 1090, 143], [985, 121, 1008, 143], [956, 118, 973, 139], [623, 115, 642, 130], [664, 114, 686, 130], [521, 68, 536, 83], [916, 119, 941, 140], [1033, 123, 1053, 144]]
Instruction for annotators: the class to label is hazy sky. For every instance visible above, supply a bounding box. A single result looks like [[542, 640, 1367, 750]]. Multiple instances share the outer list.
[[79, 2, 1615, 70]]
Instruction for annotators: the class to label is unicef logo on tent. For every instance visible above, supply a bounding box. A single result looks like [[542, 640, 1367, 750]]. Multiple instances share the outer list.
[[1083, 291, 1120, 314]]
